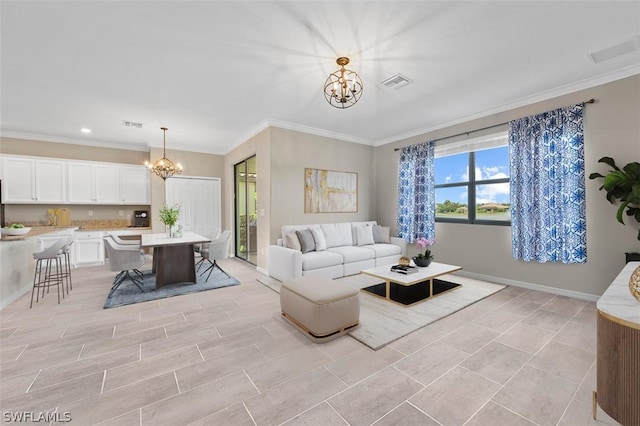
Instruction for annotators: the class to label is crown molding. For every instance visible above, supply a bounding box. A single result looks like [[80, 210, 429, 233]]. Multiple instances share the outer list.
[[224, 119, 272, 155], [374, 64, 640, 147], [0, 130, 150, 152], [266, 119, 373, 146], [226, 118, 374, 154]]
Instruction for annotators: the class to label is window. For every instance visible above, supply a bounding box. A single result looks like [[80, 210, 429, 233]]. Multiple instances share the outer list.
[[434, 132, 510, 225]]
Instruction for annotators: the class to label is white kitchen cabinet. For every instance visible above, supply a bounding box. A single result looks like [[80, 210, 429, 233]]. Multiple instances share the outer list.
[[94, 164, 120, 203], [1, 155, 149, 206], [68, 162, 120, 204], [74, 231, 104, 266], [120, 165, 150, 204], [1, 156, 66, 204]]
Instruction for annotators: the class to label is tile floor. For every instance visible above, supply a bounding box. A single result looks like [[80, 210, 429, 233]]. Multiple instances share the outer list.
[[0, 258, 622, 425]]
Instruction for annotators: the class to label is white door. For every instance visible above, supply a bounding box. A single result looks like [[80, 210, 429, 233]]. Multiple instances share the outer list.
[[166, 177, 221, 239]]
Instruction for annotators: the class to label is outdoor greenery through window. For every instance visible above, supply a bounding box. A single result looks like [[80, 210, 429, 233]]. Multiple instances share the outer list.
[[434, 132, 510, 224]]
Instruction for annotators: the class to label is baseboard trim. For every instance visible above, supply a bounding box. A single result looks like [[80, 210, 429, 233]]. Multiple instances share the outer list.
[[454, 270, 599, 302], [256, 266, 269, 276]]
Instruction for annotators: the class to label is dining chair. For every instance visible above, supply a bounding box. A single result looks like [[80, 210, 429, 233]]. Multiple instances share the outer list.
[[198, 230, 232, 281], [105, 234, 145, 278], [194, 229, 220, 269], [103, 237, 146, 297], [107, 233, 140, 246]]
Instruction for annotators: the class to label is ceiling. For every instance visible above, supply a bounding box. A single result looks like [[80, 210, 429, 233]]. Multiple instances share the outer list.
[[1, 1, 639, 155]]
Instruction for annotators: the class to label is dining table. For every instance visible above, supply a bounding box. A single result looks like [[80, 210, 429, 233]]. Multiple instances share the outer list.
[[140, 232, 211, 288]]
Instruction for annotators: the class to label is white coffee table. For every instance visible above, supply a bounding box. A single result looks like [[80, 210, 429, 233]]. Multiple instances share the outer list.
[[361, 262, 462, 306]]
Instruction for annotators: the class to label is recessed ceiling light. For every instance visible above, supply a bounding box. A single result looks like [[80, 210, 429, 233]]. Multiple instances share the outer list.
[[81, 128, 91, 133]]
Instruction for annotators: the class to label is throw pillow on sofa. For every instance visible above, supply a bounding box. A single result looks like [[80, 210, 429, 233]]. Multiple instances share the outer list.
[[285, 232, 302, 251], [311, 228, 327, 251], [372, 225, 390, 243], [355, 225, 375, 246], [296, 229, 316, 253], [320, 223, 353, 248]]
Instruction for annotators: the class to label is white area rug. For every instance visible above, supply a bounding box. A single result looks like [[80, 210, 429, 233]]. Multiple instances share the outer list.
[[257, 273, 505, 350]]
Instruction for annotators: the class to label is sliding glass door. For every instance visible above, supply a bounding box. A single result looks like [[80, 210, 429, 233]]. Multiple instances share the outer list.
[[234, 156, 257, 264]]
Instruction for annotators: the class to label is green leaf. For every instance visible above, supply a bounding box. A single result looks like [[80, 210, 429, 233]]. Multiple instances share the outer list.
[[623, 162, 640, 180], [598, 156, 620, 171], [616, 201, 630, 224], [605, 192, 615, 204], [604, 171, 632, 191], [630, 183, 640, 203], [588, 172, 604, 180]]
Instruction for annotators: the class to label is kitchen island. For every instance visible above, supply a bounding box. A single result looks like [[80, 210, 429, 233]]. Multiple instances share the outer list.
[[0, 227, 76, 309], [0, 225, 152, 309]]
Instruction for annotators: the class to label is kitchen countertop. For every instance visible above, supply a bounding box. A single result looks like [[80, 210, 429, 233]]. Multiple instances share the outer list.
[[0, 226, 78, 242], [0, 226, 152, 242]]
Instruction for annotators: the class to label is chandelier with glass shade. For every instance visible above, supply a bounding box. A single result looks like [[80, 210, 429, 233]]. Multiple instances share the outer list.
[[323, 57, 363, 109], [145, 127, 183, 180]]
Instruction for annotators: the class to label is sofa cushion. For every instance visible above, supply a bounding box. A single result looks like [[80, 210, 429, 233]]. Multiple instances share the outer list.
[[284, 232, 301, 250], [360, 243, 402, 258], [320, 223, 353, 248], [311, 228, 327, 251], [296, 229, 316, 253], [372, 225, 390, 243], [354, 225, 374, 246], [301, 251, 343, 271], [327, 246, 375, 263], [281, 224, 319, 243]]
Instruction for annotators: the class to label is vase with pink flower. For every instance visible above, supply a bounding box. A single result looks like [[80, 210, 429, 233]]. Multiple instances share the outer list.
[[413, 237, 435, 267]]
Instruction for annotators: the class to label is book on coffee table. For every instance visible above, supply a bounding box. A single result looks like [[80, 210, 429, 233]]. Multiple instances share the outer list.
[[390, 264, 418, 274]]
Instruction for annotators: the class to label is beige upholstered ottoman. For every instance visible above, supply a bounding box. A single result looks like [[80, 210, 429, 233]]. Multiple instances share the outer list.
[[280, 276, 360, 342]]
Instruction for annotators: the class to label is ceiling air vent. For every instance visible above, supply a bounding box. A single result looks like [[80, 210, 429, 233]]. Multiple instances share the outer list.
[[122, 120, 143, 128], [590, 36, 640, 63], [380, 73, 413, 90]]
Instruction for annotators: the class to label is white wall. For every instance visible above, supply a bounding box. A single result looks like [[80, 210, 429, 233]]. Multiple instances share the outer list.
[[268, 127, 375, 242], [374, 75, 640, 297]]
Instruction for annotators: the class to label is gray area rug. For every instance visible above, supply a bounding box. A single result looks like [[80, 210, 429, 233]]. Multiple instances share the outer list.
[[104, 269, 240, 309], [258, 273, 505, 350]]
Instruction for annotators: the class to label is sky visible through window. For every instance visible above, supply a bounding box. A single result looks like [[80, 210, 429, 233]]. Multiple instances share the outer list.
[[435, 145, 510, 221]]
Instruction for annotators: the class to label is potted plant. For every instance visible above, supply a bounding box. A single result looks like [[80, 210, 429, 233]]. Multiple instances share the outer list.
[[413, 237, 435, 267], [589, 157, 640, 241], [159, 204, 180, 237]]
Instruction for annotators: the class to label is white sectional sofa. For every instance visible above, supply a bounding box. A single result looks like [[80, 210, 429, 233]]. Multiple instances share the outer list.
[[268, 221, 407, 281]]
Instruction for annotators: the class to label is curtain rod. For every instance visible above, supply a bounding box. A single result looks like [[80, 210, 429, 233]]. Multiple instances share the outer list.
[[393, 98, 595, 151]]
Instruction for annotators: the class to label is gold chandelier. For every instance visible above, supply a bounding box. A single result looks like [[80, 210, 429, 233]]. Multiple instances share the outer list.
[[324, 57, 363, 109], [145, 127, 183, 180]]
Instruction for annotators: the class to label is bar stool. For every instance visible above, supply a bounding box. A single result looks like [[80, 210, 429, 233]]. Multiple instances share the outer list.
[[61, 236, 75, 293], [30, 239, 68, 308]]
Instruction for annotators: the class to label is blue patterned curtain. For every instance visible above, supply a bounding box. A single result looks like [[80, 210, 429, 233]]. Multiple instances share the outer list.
[[397, 141, 435, 243], [509, 104, 586, 263]]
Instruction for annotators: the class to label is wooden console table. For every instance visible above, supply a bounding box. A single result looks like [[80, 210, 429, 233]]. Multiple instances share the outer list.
[[594, 262, 640, 425]]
